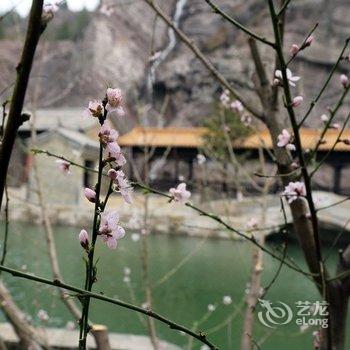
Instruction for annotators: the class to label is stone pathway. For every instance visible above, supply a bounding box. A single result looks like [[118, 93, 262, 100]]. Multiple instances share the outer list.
[[0, 323, 181, 350]]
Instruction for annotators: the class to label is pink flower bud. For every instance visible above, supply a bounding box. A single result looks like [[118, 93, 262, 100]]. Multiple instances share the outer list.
[[304, 35, 314, 47], [291, 162, 299, 170], [79, 229, 89, 250], [340, 74, 349, 88], [330, 123, 340, 130], [286, 143, 296, 151], [56, 159, 70, 174], [84, 188, 96, 203], [273, 78, 281, 87], [108, 169, 118, 180], [292, 96, 303, 107], [289, 44, 299, 56]]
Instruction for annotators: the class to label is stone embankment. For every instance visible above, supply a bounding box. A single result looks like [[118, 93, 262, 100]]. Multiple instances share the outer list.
[[2, 188, 350, 241]]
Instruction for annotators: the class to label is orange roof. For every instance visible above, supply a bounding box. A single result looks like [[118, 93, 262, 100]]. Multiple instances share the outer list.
[[118, 126, 350, 152], [118, 127, 208, 148]]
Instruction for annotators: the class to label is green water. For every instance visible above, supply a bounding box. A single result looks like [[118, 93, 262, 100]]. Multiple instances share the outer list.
[[0, 222, 348, 349]]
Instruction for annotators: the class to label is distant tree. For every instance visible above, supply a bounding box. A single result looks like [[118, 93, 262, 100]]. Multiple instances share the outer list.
[[44, 8, 91, 41], [202, 100, 252, 161]]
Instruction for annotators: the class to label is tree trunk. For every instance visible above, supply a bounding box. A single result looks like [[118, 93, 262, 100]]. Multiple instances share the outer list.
[[240, 243, 264, 350]]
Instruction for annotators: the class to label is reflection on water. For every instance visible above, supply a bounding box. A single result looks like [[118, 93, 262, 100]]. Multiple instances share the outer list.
[[0, 222, 348, 349]]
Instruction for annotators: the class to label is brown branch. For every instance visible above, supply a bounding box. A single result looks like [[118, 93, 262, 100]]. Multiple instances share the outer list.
[[203, 0, 275, 47], [0, 0, 46, 210], [0, 281, 49, 349]]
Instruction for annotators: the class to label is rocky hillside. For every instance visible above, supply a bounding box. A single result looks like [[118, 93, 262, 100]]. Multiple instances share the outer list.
[[0, 0, 349, 128]]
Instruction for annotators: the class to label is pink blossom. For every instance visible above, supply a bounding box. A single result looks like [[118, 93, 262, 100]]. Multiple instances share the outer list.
[[241, 114, 252, 127], [292, 96, 303, 107], [78, 229, 89, 250], [37, 309, 49, 322], [277, 129, 292, 148], [65, 321, 76, 330], [114, 153, 127, 167], [283, 181, 306, 203], [41, 2, 59, 24], [247, 218, 258, 229], [100, 4, 114, 16], [56, 159, 70, 174], [291, 162, 299, 170], [207, 304, 216, 312], [340, 74, 349, 88], [106, 88, 125, 116], [131, 233, 140, 242], [320, 114, 329, 122], [197, 154, 206, 165], [99, 211, 125, 249], [114, 170, 133, 204], [223, 296, 232, 305], [290, 44, 300, 56], [230, 100, 244, 113], [84, 188, 96, 203], [277, 129, 296, 151], [85, 100, 104, 118], [275, 68, 300, 87], [108, 169, 118, 180], [286, 143, 296, 151], [220, 90, 230, 108], [43, 3, 59, 13], [99, 122, 125, 163], [169, 183, 191, 203]]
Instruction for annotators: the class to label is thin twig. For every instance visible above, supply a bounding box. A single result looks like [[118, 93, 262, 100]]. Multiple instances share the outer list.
[[261, 199, 288, 297], [203, 0, 275, 47], [0, 186, 9, 267], [142, 0, 264, 120], [316, 196, 350, 212], [277, 0, 292, 17], [311, 112, 350, 176], [311, 85, 350, 159], [286, 23, 319, 66], [298, 37, 350, 128]]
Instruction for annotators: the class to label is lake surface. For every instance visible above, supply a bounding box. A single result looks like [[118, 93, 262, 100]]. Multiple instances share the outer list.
[[0, 222, 349, 349]]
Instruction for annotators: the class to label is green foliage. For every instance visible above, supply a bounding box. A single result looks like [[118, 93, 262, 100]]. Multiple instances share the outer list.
[[0, 11, 23, 39], [0, 7, 91, 42], [202, 102, 252, 161], [43, 9, 92, 41]]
